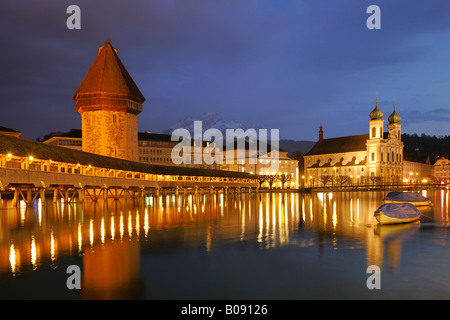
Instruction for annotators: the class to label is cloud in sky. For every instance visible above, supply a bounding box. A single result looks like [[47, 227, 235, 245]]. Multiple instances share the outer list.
[[1, 0, 450, 141]]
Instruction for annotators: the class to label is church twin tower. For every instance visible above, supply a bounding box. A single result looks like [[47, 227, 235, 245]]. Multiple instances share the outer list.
[[368, 99, 402, 141], [367, 100, 403, 181], [73, 41, 145, 162]]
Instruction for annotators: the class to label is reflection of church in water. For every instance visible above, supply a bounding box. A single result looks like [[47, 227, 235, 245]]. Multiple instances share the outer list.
[[2, 190, 425, 298], [304, 101, 404, 186]]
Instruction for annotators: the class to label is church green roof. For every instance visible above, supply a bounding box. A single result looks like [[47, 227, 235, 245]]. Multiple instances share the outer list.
[[369, 101, 384, 120], [388, 106, 401, 123]]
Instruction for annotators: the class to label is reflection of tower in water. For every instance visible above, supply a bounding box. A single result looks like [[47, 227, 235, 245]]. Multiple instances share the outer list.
[[81, 240, 144, 299], [2, 190, 447, 298]]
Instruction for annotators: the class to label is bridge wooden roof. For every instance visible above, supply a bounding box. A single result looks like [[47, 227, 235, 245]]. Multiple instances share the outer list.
[[0, 135, 255, 179]]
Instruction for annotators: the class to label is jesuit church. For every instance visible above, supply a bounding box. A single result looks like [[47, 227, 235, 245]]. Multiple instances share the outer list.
[[304, 101, 404, 186]]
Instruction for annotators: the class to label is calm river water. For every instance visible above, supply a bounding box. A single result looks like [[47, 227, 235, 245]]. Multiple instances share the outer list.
[[0, 189, 449, 300]]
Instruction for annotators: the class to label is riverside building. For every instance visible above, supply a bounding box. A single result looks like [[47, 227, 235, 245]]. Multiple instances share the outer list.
[[304, 101, 404, 187]]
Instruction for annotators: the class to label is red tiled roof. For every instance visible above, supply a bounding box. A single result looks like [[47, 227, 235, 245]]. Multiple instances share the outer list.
[[73, 41, 145, 102], [305, 134, 369, 156]]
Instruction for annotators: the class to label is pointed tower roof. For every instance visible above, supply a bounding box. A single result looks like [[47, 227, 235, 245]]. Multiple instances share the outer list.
[[73, 41, 145, 103]]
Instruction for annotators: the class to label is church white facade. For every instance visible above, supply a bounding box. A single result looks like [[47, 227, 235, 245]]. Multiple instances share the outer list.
[[304, 101, 404, 186]]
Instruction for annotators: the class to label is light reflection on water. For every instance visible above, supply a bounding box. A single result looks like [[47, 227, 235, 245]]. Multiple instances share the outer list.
[[0, 189, 449, 299]]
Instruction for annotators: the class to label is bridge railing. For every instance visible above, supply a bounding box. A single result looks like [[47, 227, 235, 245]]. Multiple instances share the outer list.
[[0, 153, 255, 187]]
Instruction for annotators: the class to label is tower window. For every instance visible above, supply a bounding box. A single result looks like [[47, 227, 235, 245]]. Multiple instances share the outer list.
[[372, 127, 376, 138]]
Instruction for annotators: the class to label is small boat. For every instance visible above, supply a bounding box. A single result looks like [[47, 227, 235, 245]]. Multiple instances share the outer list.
[[383, 191, 431, 206], [374, 203, 421, 225]]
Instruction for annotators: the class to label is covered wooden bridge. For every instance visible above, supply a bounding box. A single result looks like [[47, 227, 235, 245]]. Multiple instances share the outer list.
[[0, 135, 257, 206]]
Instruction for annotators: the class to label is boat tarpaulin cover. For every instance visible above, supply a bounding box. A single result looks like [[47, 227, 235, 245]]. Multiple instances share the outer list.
[[374, 203, 421, 219], [383, 191, 430, 202]]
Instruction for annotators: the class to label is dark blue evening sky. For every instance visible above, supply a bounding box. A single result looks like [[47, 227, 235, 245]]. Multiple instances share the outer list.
[[1, 0, 450, 141]]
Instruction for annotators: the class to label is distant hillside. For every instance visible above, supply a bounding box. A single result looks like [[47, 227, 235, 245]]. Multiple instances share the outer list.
[[164, 112, 265, 139], [402, 133, 450, 164], [279, 139, 316, 156], [164, 112, 316, 156]]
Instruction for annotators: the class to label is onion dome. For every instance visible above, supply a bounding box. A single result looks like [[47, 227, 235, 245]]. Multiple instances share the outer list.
[[369, 100, 384, 120], [388, 105, 401, 123]]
